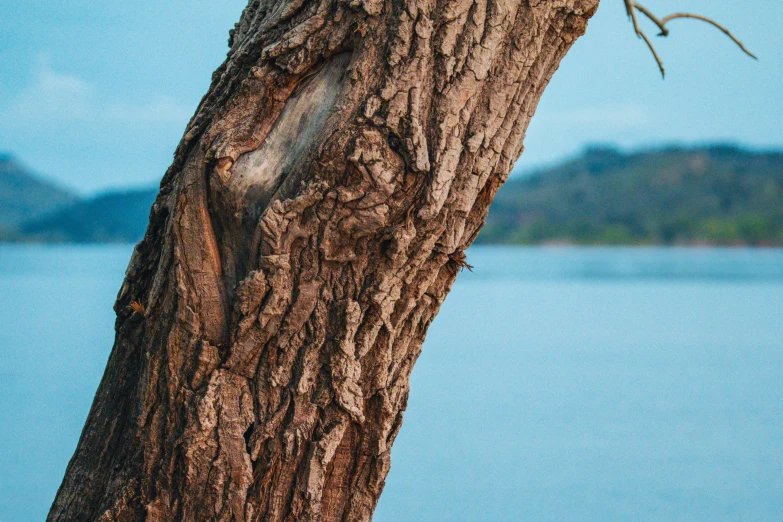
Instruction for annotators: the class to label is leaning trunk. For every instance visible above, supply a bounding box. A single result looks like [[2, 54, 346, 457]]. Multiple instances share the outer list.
[[49, 0, 597, 520]]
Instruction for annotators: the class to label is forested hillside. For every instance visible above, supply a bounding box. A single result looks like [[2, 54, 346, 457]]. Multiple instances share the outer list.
[[3, 146, 782, 245], [480, 145, 783, 246], [20, 189, 157, 243], [0, 156, 77, 238]]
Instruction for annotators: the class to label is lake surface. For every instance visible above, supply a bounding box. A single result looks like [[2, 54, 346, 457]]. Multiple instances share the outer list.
[[1, 245, 782, 521]]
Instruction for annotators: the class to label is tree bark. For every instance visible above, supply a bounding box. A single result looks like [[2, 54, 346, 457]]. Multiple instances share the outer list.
[[48, 0, 597, 520]]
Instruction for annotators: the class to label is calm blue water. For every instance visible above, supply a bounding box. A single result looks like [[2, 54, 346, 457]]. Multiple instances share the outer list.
[[1, 245, 782, 521]]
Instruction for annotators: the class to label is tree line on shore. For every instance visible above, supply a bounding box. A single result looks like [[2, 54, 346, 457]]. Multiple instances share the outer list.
[[3, 144, 782, 246]]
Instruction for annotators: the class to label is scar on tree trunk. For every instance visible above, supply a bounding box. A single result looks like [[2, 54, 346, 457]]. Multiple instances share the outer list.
[[48, 1, 599, 521]]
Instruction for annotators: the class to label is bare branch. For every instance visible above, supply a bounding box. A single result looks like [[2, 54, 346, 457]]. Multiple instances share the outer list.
[[623, 1, 757, 78], [659, 13, 758, 60], [633, 3, 669, 36]]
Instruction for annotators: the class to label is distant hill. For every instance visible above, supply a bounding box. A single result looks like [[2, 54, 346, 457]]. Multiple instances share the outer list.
[[2, 145, 782, 245], [20, 188, 158, 243], [479, 145, 783, 246], [0, 155, 78, 235]]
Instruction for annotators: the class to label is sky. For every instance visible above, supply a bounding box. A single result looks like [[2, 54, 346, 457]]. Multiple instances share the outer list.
[[1, 0, 781, 194]]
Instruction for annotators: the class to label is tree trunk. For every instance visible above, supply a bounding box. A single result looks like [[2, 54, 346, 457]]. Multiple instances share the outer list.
[[48, 0, 597, 520]]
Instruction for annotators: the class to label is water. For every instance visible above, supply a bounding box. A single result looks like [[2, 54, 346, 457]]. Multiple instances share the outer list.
[[1, 245, 782, 521]]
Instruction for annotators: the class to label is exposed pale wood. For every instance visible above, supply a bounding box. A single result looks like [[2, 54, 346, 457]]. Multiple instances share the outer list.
[[48, 1, 598, 520]]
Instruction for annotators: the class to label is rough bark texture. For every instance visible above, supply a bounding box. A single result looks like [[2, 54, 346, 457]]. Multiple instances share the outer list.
[[49, 0, 597, 520]]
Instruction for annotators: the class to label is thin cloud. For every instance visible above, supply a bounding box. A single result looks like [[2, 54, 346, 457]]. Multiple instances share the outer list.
[[537, 101, 653, 130], [2, 62, 193, 129], [105, 95, 193, 124], [4, 63, 95, 124]]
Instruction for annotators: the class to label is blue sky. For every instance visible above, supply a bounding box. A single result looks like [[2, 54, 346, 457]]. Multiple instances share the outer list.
[[1, 1, 781, 193]]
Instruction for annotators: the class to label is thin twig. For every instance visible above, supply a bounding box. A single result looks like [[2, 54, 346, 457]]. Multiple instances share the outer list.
[[639, 30, 665, 77], [128, 300, 146, 317], [624, 0, 666, 77]]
